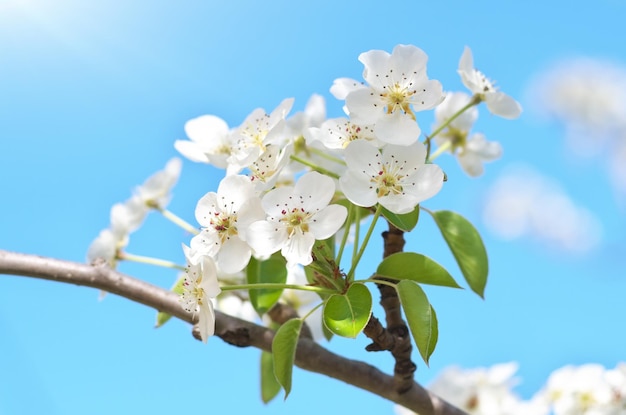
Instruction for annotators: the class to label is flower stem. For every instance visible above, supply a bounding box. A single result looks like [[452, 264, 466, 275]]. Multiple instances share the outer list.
[[347, 204, 382, 281], [157, 208, 199, 235], [118, 251, 187, 271], [290, 155, 340, 179], [424, 95, 480, 157], [356, 277, 397, 288], [221, 283, 335, 295], [335, 202, 354, 266], [307, 147, 346, 166], [301, 302, 324, 321], [427, 140, 452, 162], [351, 206, 361, 268]]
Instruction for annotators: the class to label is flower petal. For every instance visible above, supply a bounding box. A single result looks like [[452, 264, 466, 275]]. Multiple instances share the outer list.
[[281, 232, 316, 266], [246, 220, 287, 257], [458, 46, 474, 73], [339, 170, 377, 208], [217, 237, 252, 273], [374, 112, 421, 146], [309, 205, 348, 240], [294, 172, 335, 212], [345, 87, 382, 122], [485, 92, 522, 119], [197, 301, 216, 343]]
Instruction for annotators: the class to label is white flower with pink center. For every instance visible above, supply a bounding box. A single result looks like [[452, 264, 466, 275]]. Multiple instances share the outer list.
[[191, 175, 265, 273], [179, 244, 221, 343], [246, 171, 347, 267], [458, 46, 522, 119], [340, 140, 444, 214], [343, 44, 444, 145]]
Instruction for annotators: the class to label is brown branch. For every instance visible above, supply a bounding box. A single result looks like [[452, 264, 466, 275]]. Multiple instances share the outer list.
[[362, 222, 417, 393], [0, 249, 467, 415]]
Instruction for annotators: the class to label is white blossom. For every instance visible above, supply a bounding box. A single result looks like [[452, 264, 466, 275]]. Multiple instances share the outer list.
[[228, 98, 294, 170], [433, 92, 502, 177], [134, 157, 182, 210], [340, 140, 444, 214], [458, 46, 522, 119], [285, 94, 326, 139], [542, 364, 622, 415], [246, 171, 347, 267], [174, 115, 233, 169], [86, 158, 181, 266], [248, 144, 293, 191], [86, 228, 126, 267], [342, 44, 444, 145], [427, 362, 541, 415], [179, 244, 221, 343], [306, 117, 379, 150], [191, 175, 265, 273], [482, 164, 603, 254]]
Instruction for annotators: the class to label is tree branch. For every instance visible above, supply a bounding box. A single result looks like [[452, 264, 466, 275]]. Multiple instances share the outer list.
[[0, 249, 467, 415], [363, 222, 416, 393]]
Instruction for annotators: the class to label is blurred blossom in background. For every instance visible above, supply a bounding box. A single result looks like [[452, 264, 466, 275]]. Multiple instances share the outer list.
[[527, 58, 626, 204], [481, 164, 603, 255]]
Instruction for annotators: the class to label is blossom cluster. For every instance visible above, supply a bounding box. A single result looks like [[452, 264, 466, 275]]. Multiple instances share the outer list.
[[396, 362, 626, 415], [86, 157, 182, 267], [87, 43, 521, 342]]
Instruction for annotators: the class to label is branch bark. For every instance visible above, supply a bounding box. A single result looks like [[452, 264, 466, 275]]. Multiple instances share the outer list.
[[0, 249, 467, 415]]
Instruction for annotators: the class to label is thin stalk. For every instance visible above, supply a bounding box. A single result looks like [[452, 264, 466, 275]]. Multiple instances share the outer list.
[[221, 283, 335, 295], [335, 203, 354, 266], [307, 147, 345, 166], [427, 140, 452, 162], [301, 302, 324, 321], [118, 252, 186, 271], [347, 204, 382, 281], [157, 208, 199, 235], [426, 96, 480, 143], [357, 277, 397, 288], [290, 155, 340, 179]]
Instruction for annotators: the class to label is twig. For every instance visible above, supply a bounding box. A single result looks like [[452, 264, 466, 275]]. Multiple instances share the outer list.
[[0, 249, 467, 415]]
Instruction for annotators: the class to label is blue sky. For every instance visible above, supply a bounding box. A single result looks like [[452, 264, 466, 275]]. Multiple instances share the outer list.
[[1, 0, 626, 414]]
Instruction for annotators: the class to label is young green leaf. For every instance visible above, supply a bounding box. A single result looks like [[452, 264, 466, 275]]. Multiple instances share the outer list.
[[376, 252, 461, 288], [430, 210, 488, 298], [322, 283, 372, 338], [396, 280, 438, 365], [247, 253, 288, 316], [272, 318, 303, 399], [381, 205, 420, 232], [260, 351, 281, 404]]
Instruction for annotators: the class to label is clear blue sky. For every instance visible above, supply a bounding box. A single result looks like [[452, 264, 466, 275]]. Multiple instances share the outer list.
[[1, 1, 625, 414]]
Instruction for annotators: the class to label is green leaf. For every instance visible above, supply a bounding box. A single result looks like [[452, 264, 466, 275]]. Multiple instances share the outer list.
[[247, 253, 288, 316], [323, 283, 372, 338], [430, 210, 488, 298], [396, 280, 438, 365], [260, 351, 281, 403], [155, 274, 186, 328], [381, 205, 420, 232], [272, 318, 303, 399], [376, 252, 461, 288]]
